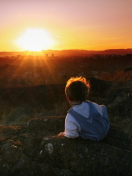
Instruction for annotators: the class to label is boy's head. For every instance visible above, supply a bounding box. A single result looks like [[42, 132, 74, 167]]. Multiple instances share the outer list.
[[65, 77, 90, 102]]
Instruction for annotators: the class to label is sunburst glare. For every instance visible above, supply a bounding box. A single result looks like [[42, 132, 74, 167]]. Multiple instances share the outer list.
[[16, 28, 55, 51]]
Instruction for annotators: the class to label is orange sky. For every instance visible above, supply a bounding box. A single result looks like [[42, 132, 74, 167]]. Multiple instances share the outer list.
[[0, 0, 132, 51]]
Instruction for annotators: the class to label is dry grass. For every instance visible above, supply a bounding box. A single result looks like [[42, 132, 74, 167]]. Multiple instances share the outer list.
[[99, 71, 132, 82]]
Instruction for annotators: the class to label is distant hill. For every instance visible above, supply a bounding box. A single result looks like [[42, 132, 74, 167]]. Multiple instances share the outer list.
[[0, 49, 132, 57]]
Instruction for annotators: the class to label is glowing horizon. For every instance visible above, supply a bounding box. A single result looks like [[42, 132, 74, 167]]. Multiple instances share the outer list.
[[0, 0, 132, 52]]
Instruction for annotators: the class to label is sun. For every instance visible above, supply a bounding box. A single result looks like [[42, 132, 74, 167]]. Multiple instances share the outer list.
[[16, 28, 54, 51]]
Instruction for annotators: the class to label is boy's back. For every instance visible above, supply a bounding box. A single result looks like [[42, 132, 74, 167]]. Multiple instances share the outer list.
[[68, 101, 110, 141]]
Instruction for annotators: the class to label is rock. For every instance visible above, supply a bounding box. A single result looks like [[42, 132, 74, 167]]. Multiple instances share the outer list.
[[4, 107, 32, 125], [45, 143, 53, 154], [0, 116, 131, 176]]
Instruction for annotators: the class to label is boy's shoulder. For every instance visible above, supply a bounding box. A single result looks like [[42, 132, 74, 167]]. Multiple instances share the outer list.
[[87, 101, 107, 109], [68, 100, 108, 118]]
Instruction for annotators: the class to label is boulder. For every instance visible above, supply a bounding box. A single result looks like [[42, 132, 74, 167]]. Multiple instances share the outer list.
[[0, 116, 131, 176]]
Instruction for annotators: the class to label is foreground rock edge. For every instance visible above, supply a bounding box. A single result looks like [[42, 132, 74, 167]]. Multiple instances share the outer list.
[[0, 116, 132, 176]]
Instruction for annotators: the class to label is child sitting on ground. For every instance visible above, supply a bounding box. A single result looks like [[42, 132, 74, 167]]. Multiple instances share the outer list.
[[58, 76, 110, 141]]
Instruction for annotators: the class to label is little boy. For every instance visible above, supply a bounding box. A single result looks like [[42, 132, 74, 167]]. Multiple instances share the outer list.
[[58, 76, 110, 141]]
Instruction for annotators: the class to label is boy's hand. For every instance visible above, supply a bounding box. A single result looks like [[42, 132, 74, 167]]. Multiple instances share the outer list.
[[57, 132, 65, 138]]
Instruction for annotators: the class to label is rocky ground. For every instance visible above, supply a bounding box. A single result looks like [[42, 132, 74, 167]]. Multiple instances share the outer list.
[[0, 78, 132, 176]]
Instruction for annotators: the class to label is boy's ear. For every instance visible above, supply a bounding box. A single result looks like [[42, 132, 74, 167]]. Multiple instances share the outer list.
[[66, 96, 70, 101]]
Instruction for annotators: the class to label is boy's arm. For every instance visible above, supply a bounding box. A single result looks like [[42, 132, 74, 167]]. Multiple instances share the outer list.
[[59, 114, 80, 138]]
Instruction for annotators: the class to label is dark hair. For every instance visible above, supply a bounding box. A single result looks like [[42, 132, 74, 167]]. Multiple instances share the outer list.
[[65, 77, 90, 102]]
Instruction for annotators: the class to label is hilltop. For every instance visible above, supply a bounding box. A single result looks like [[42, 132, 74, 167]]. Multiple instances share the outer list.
[[0, 78, 131, 176], [0, 48, 132, 57]]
